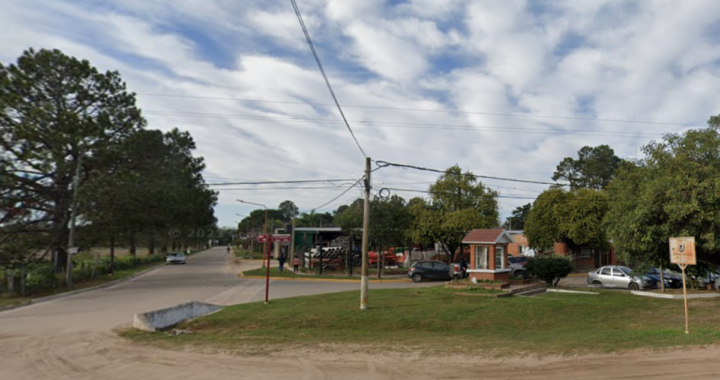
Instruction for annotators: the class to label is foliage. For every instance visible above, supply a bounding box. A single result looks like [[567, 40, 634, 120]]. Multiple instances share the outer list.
[[552, 145, 623, 190], [526, 256, 574, 286], [525, 188, 609, 253], [296, 210, 333, 228], [370, 195, 411, 277], [503, 203, 532, 230], [410, 166, 498, 259], [606, 118, 720, 268], [278, 200, 298, 222]]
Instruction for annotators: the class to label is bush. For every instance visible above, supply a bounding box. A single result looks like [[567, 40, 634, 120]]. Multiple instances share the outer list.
[[526, 256, 574, 287]]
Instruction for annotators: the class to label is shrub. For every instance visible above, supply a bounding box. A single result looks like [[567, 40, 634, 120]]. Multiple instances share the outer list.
[[526, 256, 574, 287]]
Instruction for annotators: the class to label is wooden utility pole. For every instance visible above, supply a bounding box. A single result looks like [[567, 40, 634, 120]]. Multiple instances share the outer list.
[[360, 157, 371, 310]]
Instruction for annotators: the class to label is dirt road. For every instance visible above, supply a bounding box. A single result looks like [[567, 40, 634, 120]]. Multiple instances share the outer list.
[[2, 247, 720, 379]]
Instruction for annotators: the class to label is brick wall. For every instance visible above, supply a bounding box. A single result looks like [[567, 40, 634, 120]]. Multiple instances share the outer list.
[[469, 271, 510, 282]]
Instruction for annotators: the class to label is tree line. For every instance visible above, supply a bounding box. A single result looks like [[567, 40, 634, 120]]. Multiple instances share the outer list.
[[0, 48, 218, 279]]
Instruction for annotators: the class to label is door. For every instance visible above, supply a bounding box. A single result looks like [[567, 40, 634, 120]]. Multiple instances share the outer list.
[[598, 266, 613, 286], [434, 262, 450, 280], [611, 267, 629, 288]]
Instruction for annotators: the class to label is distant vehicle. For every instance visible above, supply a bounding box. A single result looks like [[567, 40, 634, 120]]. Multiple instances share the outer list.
[[508, 256, 529, 266], [645, 268, 682, 289], [587, 265, 652, 290], [166, 253, 187, 265], [369, 250, 400, 266], [407, 260, 451, 283]]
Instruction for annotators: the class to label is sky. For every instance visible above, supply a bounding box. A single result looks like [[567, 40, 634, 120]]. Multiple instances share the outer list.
[[1, 0, 719, 228]]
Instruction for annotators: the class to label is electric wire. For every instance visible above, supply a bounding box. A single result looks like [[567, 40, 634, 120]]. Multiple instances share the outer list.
[[290, 0, 367, 158]]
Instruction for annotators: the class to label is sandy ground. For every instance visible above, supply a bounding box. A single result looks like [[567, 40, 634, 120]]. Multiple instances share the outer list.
[[2, 247, 720, 379]]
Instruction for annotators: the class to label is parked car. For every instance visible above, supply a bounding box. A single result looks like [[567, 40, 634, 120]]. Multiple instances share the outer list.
[[165, 252, 187, 265], [508, 256, 529, 267], [587, 265, 652, 290], [645, 268, 682, 289], [407, 260, 451, 282]]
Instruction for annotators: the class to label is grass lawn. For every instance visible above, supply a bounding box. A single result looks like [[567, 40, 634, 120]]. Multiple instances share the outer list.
[[121, 286, 720, 357], [0, 261, 164, 308]]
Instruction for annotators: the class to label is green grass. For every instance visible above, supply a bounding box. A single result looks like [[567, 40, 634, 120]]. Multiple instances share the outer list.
[[120, 287, 720, 357], [0, 261, 163, 308]]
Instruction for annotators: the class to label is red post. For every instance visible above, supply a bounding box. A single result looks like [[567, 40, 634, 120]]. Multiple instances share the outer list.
[[265, 235, 271, 304]]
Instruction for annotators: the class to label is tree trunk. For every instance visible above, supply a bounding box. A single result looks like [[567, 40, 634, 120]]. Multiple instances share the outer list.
[[376, 249, 383, 279], [148, 234, 156, 255], [129, 232, 137, 257], [109, 233, 115, 274], [20, 264, 27, 296], [7, 270, 14, 294], [659, 260, 665, 292]]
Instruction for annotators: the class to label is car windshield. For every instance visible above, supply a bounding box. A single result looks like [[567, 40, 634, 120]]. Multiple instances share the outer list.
[[647, 268, 660, 274]]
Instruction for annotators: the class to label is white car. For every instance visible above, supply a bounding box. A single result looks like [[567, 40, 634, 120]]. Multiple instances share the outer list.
[[587, 265, 652, 290], [165, 253, 187, 265]]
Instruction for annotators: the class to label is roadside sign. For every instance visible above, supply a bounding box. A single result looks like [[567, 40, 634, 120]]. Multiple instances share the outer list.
[[669, 236, 696, 265], [257, 234, 269, 243], [272, 234, 291, 243], [68, 247, 79, 255], [669, 236, 696, 334]]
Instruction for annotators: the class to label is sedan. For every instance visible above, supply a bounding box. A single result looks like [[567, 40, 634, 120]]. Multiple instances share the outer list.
[[408, 260, 451, 283], [645, 268, 682, 289], [166, 253, 187, 265], [508, 256, 529, 266], [587, 265, 652, 290]]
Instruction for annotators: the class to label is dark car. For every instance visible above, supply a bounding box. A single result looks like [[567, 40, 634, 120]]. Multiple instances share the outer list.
[[646, 268, 682, 288], [408, 260, 451, 283], [508, 256, 529, 266]]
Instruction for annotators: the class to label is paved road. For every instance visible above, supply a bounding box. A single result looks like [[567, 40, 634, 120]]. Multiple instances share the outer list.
[[3, 247, 720, 380]]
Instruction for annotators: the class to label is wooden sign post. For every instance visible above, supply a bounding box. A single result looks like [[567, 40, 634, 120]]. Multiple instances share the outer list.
[[669, 236, 696, 334]]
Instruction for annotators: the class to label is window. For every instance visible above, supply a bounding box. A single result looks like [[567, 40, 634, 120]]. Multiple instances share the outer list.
[[601, 267, 611, 275], [612, 268, 626, 277], [495, 246, 504, 269], [580, 248, 592, 259], [475, 246, 489, 269]]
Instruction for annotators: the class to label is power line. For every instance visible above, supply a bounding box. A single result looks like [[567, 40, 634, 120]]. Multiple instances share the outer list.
[[381, 187, 538, 200], [290, 0, 367, 158], [311, 176, 365, 211], [216, 186, 354, 191], [136, 93, 702, 128], [207, 179, 356, 186], [375, 161, 567, 187], [143, 110, 665, 138]]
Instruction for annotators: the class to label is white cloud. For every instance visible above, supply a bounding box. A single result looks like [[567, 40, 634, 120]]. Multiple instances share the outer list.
[[2, 0, 720, 227]]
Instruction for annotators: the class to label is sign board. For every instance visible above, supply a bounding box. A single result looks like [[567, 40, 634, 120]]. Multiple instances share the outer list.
[[257, 234, 269, 243], [68, 247, 79, 255], [272, 234, 291, 243], [669, 236, 696, 265]]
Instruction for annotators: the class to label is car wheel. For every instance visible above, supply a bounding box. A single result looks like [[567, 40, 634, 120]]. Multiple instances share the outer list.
[[592, 280, 602, 286], [628, 282, 639, 291], [412, 273, 423, 283]]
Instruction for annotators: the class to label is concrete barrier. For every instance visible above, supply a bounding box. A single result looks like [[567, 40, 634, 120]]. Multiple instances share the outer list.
[[133, 301, 223, 332]]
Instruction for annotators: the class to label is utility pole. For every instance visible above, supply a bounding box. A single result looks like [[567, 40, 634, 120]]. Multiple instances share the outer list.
[[290, 206, 296, 263], [360, 157, 371, 310], [66, 153, 83, 288]]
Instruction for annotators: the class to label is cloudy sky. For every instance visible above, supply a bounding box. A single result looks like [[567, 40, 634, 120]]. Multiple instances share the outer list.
[[2, 0, 719, 228]]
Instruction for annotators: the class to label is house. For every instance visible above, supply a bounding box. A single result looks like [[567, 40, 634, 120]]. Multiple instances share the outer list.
[[507, 232, 617, 270], [462, 229, 515, 282]]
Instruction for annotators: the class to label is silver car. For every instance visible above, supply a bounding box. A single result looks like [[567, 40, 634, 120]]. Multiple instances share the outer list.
[[165, 253, 187, 265], [587, 265, 652, 290]]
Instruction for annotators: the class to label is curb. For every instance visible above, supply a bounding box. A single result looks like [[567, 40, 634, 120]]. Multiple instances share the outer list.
[[0, 262, 166, 314], [631, 290, 720, 300], [240, 274, 413, 283], [567, 273, 589, 277]]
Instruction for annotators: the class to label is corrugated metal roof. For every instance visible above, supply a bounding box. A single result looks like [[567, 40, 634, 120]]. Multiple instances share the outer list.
[[462, 229, 513, 244]]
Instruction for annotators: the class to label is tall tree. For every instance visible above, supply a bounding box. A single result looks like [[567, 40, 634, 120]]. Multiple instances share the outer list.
[[370, 195, 411, 278], [412, 166, 499, 261], [552, 145, 622, 190], [607, 117, 720, 289], [525, 188, 610, 255], [278, 200, 298, 222], [503, 203, 532, 230], [0, 48, 145, 270]]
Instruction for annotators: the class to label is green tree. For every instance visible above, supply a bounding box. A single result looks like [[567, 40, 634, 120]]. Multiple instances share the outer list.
[[552, 145, 622, 190], [370, 195, 411, 278], [278, 200, 298, 222], [334, 198, 363, 275], [606, 117, 720, 290], [412, 166, 499, 261], [0, 48, 145, 270], [526, 256, 574, 287], [503, 203, 532, 230], [525, 188, 610, 255]]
